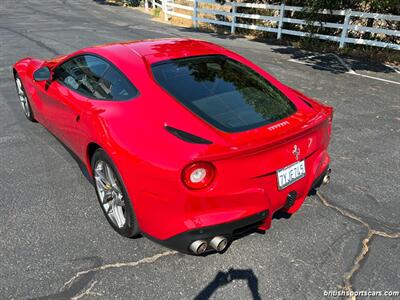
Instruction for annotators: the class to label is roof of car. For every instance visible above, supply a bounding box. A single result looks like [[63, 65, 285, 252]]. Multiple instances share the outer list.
[[89, 38, 225, 65]]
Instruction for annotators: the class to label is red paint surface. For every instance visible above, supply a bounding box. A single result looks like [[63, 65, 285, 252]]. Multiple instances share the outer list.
[[14, 39, 333, 240]]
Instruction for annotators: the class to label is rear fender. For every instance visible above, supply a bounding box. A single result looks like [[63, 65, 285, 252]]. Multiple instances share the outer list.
[[287, 86, 333, 115], [287, 86, 333, 137]]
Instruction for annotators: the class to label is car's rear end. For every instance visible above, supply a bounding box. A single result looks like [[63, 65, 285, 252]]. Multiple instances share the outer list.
[[153, 111, 332, 255], [131, 40, 333, 254]]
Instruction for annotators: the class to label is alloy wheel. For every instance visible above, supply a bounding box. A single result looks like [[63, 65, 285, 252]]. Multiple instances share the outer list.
[[94, 160, 126, 228], [15, 77, 30, 118]]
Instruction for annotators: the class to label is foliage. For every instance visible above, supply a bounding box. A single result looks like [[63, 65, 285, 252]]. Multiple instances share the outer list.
[[212, 0, 399, 43], [242, 0, 400, 14], [104, 0, 141, 7], [153, 7, 162, 17]]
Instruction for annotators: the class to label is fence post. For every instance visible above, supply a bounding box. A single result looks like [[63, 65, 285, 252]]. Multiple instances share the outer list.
[[339, 9, 351, 48], [193, 0, 198, 29], [163, 0, 168, 21], [277, 3, 285, 39], [231, 2, 236, 35], [144, 0, 148, 11], [152, 0, 155, 9]]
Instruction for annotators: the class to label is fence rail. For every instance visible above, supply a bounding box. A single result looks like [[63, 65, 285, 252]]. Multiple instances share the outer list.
[[145, 0, 400, 50]]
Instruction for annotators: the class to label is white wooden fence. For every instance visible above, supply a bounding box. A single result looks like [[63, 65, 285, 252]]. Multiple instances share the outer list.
[[144, 0, 400, 50]]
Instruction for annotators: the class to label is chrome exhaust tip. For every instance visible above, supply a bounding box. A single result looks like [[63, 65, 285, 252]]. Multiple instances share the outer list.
[[209, 236, 228, 252], [189, 240, 208, 255], [322, 169, 331, 185]]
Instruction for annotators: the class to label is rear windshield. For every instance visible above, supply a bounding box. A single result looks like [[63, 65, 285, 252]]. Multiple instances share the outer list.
[[151, 55, 296, 133]]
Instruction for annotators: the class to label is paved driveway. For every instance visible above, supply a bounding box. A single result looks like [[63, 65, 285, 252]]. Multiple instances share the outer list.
[[1, 1, 399, 299]]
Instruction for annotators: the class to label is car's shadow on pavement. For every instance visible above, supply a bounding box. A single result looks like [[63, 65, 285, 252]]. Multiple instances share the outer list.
[[39, 129, 95, 185], [59, 141, 94, 184], [195, 268, 262, 300], [195, 210, 292, 298]]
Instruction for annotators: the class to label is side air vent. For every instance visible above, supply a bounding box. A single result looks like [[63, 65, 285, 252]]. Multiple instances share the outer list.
[[165, 125, 212, 144]]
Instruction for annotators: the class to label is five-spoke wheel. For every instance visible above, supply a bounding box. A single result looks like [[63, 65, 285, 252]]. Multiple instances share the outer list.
[[14, 74, 35, 121], [91, 149, 139, 237], [94, 160, 126, 228]]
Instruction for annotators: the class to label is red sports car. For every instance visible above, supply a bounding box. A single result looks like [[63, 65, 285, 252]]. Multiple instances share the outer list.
[[13, 38, 332, 255]]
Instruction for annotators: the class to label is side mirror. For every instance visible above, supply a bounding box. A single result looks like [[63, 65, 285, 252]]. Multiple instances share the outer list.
[[33, 66, 51, 81]]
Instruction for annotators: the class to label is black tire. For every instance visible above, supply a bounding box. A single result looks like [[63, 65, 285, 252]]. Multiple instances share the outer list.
[[14, 73, 36, 122], [91, 149, 140, 237]]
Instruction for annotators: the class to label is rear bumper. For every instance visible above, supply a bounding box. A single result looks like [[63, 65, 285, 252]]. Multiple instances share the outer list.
[[130, 148, 330, 244], [145, 210, 268, 254], [146, 165, 331, 254]]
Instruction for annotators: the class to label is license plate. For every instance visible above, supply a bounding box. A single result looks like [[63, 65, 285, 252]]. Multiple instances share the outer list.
[[277, 160, 306, 190]]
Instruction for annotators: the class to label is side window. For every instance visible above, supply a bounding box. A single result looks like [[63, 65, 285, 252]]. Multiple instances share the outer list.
[[55, 55, 138, 100]]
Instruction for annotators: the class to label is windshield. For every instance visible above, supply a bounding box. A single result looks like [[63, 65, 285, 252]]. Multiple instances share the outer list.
[[151, 55, 296, 132]]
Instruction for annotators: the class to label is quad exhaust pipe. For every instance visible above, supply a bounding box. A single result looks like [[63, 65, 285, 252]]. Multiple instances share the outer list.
[[322, 168, 331, 185], [190, 169, 332, 255], [189, 240, 208, 255], [189, 236, 229, 255], [210, 236, 228, 252]]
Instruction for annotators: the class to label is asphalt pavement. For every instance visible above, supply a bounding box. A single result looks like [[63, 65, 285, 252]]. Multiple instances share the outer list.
[[1, 1, 399, 299]]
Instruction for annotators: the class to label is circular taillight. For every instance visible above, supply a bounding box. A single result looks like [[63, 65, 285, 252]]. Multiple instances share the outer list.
[[182, 162, 215, 190]]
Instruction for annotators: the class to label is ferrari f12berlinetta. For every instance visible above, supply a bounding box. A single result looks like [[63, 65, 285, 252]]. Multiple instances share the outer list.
[[13, 38, 333, 255]]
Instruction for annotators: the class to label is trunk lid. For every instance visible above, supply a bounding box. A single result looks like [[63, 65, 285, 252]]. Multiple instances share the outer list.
[[202, 103, 332, 179]]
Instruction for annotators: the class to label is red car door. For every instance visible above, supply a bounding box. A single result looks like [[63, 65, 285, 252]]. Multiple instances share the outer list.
[[36, 54, 139, 160], [36, 80, 89, 157], [36, 54, 117, 157]]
